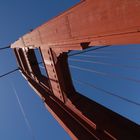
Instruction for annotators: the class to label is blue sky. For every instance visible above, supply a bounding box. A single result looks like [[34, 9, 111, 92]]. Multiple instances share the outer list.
[[0, 0, 140, 140], [0, 0, 80, 140], [69, 45, 140, 125]]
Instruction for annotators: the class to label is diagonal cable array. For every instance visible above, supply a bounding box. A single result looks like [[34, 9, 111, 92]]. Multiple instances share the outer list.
[[68, 46, 110, 57], [38, 63, 140, 106], [73, 54, 140, 60], [68, 45, 140, 108], [69, 65, 140, 84], [39, 62, 140, 107], [69, 58, 140, 69], [88, 50, 140, 54], [73, 79, 140, 106]]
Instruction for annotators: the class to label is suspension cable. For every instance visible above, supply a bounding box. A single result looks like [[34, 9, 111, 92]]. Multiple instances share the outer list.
[[72, 54, 110, 58], [10, 82, 36, 140], [0, 68, 19, 78], [88, 50, 140, 54], [68, 46, 110, 57], [39, 57, 140, 106], [69, 65, 140, 84], [69, 58, 140, 69], [0, 46, 10, 50], [73, 54, 140, 60], [39, 61, 140, 84], [73, 79, 140, 106]]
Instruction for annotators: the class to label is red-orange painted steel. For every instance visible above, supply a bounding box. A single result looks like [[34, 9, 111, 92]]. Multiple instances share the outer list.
[[11, 0, 140, 139], [12, 0, 140, 50]]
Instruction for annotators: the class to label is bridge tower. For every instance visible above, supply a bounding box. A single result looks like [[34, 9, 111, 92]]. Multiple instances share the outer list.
[[11, 0, 140, 139]]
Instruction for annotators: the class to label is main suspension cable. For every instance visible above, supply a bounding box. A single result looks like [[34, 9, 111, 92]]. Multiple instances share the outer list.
[[73, 79, 140, 106]]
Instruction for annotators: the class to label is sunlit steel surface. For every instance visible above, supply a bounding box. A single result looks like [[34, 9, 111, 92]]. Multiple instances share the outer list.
[[11, 0, 140, 139]]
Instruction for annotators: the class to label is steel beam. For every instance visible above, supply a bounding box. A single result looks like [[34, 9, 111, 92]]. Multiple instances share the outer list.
[[11, 0, 140, 50], [11, 0, 140, 139]]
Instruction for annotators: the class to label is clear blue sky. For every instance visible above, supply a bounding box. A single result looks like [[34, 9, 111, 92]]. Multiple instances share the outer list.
[[0, 0, 140, 140], [0, 0, 80, 140]]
